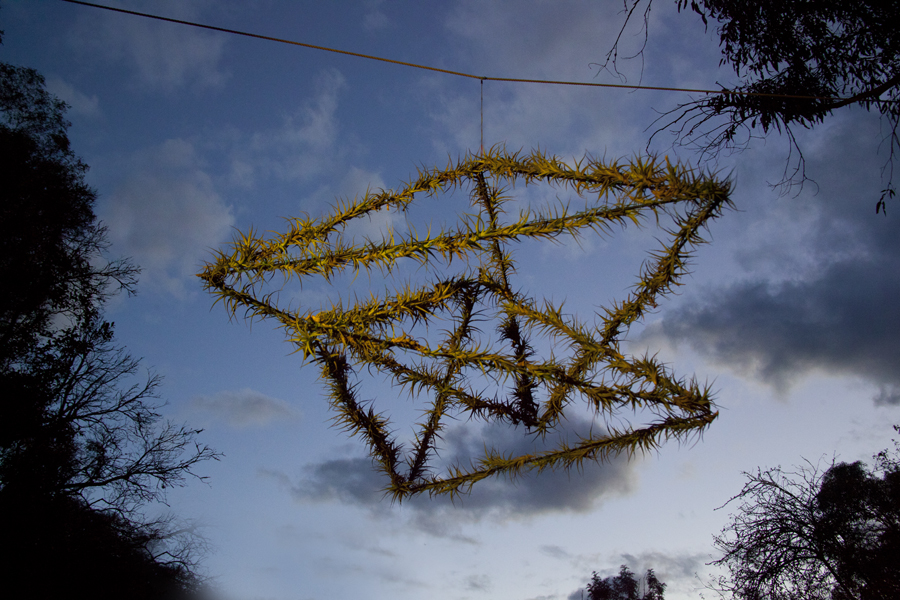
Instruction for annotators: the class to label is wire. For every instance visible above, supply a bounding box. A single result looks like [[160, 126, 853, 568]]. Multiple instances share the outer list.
[[60, 0, 894, 105]]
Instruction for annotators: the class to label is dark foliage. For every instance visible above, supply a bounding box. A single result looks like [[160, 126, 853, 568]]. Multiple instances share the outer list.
[[0, 60, 217, 596], [606, 0, 900, 208], [0, 61, 98, 492], [0, 491, 202, 600], [0, 62, 137, 368], [587, 565, 666, 600], [709, 429, 900, 600]]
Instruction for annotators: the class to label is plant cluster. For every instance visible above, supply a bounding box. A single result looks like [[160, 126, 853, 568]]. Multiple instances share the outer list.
[[200, 148, 732, 500]]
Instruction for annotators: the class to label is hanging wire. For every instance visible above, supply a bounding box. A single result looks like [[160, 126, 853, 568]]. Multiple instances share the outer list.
[[480, 78, 485, 153], [58, 0, 896, 105]]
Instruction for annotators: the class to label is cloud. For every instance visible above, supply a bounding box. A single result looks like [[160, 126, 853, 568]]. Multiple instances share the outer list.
[[444, 0, 617, 83], [428, 0, 688, 157], [102, 70, 353, 297], [429, 419, 639, 515], [232, 69, 347, 186], [44, 76, 100, 117], [291, 457, 388, 506], [362, 0, 391, 31], [289, 416, 640, 534], [190, 388, 299, 428], [104, 138, 234, 296], [71, 0, 228, 91], [540, 545, 572, 560], [333, 167, 406, 243], [616, 551, 709, 582], [637, 110, 900, 405], [642, 261, 900, 404], [464, 574, 492, 592]]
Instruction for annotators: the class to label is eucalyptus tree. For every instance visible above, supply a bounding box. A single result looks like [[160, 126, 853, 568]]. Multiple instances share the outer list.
[[605, 0, 900, 210], [708, 430, 900, 600]]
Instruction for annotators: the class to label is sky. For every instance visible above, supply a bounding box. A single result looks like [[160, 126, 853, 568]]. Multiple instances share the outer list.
[[3, 1, 899, 599]]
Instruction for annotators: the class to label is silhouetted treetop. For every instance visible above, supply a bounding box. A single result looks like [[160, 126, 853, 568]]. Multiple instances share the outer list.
[[708, 429, 900, 600], [586, 565, 666, 600], [606, 0, 900, 209]]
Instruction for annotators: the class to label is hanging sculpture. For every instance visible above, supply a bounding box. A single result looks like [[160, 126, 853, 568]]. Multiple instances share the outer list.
[[200, 148, 732, 500]]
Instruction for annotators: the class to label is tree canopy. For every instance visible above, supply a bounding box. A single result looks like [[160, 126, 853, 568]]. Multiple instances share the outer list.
[[0, 60, 217, 598], [0, 63, 136, 367], [708, 429, 900, 600], [606, 0, 900, 210], [586, 565, 666, 600]]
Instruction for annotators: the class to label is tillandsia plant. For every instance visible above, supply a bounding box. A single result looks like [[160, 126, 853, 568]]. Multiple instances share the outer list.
[[199, 148, 732, 500]]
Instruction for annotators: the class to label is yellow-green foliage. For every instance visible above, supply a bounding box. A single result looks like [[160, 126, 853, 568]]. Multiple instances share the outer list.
[[199, 148, 732, 500]]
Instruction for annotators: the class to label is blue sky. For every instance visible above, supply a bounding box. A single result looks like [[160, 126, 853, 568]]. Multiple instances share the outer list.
[[3, 1, 899, 599]]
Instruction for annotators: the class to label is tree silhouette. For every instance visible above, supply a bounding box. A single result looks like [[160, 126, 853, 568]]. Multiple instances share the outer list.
[[201, 148, 731, 499], [708, 429, 900, 600], [586, 565, 666, 600], [0, 58, 217, 596], [604, 0, 900, 210], [0, 64, 136, 367], [0, 491, 205, 600]]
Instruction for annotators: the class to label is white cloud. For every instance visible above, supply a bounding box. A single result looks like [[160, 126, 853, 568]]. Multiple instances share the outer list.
[[337, 166, 388, 201], [424, 1, 669, 160], [234, 69, 348, 185], [333, 167, 407, 244], [71, 0, 228, 91], [104, 138, 234, 296], [191, 388, 299, 428], [362, 0, 390, 31]]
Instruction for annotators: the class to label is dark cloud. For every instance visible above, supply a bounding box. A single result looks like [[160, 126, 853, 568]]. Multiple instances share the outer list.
[[464, 574, 492, 592], [429, 419, 639, 516], [288, 417, 639, 532], [540, 545, 572, 560], [640, 110, 900, 405], [646, 255, 900, 404], [290, 457, 389, 507]]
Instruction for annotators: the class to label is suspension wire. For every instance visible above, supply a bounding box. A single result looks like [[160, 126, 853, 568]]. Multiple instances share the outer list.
[[481, 78, 485, 153], [61, 0, 896, 106]]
